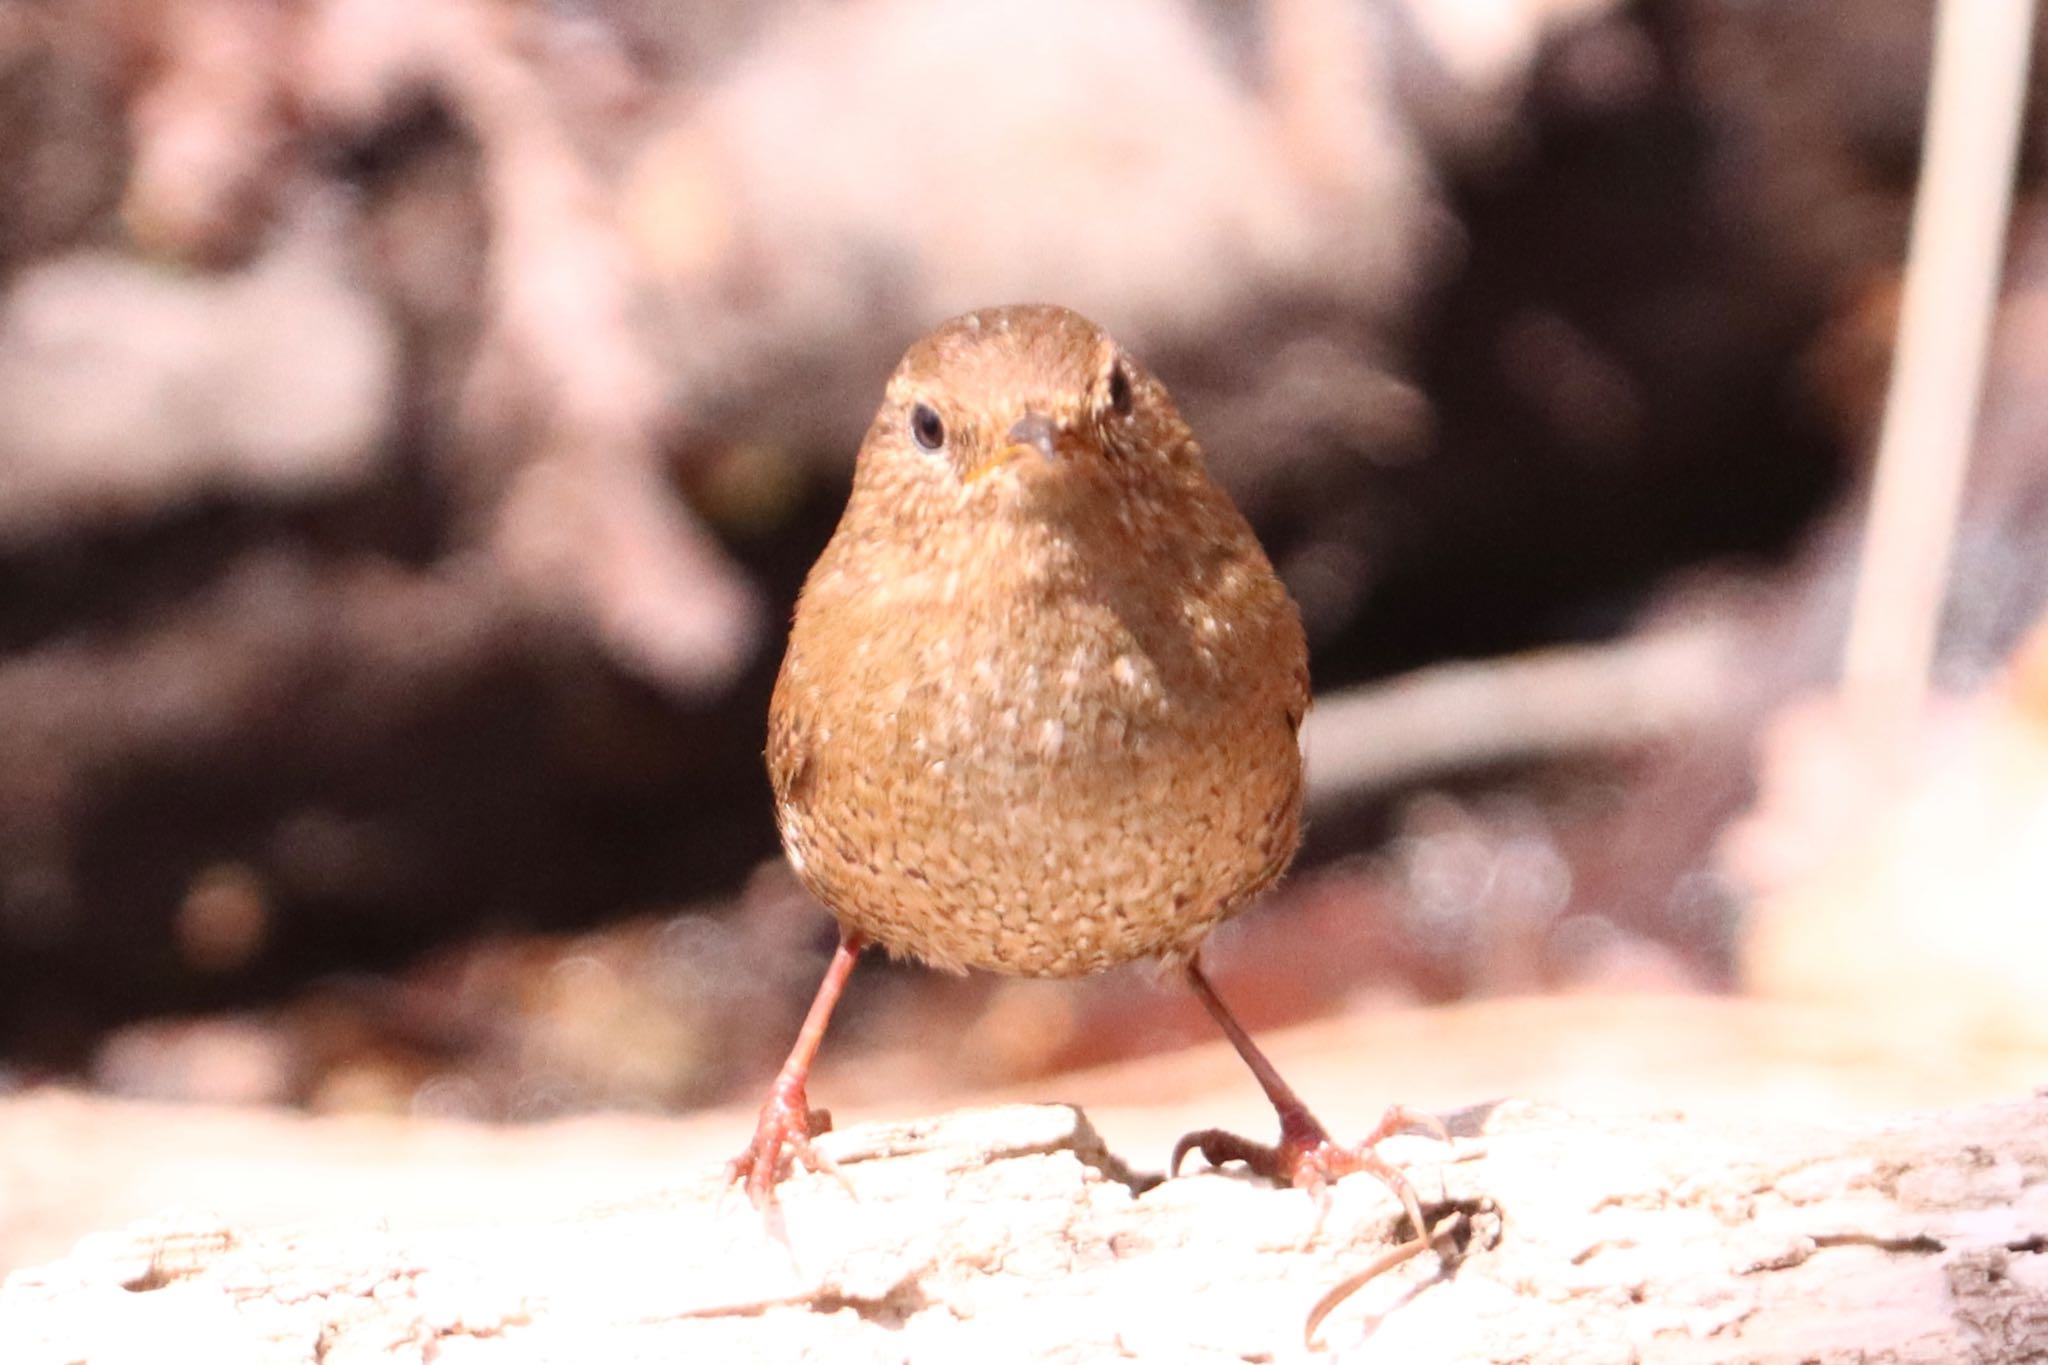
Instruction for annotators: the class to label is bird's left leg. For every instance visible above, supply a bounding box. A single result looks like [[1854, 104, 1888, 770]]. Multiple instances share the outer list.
[[1170, 953, 1446, 1233]]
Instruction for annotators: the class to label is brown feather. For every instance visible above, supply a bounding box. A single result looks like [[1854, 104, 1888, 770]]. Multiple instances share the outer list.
[[769, 305, 1309, 977]]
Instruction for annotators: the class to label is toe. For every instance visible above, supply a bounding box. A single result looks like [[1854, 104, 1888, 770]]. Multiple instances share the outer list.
[[727, 1092, 821, 1207], [1171, 1128, 1285, 1180]]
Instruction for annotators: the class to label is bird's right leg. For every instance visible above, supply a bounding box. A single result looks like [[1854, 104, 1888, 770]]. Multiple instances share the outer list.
[[726, 929, 865, 1207]]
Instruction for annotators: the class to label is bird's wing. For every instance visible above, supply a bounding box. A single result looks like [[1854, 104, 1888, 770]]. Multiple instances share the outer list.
[[765, 649, 821, 813]]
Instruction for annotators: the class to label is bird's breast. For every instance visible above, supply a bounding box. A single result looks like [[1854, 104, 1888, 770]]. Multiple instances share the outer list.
[[771, 543, 1305, 977]]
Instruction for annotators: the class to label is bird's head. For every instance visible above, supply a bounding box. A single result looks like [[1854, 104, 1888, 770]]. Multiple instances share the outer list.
[[850, 304, 1198, 523]]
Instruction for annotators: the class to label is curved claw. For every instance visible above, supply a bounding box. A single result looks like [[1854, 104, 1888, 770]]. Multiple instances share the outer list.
[[1170, 1107, 1443, 1192], [1362, 1103, 1451, 1149], [1169, 1106, 1446, 1244], [1170, 1127, 1284, 1178]]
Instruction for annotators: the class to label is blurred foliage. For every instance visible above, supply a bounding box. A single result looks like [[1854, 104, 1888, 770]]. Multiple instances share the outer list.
[[1, 0, 2044, 1115]]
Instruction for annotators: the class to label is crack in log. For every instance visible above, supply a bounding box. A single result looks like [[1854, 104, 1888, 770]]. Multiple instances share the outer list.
[[114, 1225, 240, 1292], [659, 1266, 935, 1329], [828, 1103, 1152, 1197], [1810, 1231, 1945, 1255]]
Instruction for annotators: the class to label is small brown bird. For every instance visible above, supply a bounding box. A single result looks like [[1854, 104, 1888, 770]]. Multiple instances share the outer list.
[[733, 304, 1430, 1220]]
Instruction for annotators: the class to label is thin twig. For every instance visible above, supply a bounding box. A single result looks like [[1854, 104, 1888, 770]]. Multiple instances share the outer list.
[[1840, 0, 2037, 729]]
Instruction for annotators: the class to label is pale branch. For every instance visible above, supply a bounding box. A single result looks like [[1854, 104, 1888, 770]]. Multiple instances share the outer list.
[[1303, 624, 1738, 805]]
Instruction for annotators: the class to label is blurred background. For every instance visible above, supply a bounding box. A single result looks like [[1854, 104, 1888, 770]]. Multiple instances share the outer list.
[[3, 0, 2047, 1267]]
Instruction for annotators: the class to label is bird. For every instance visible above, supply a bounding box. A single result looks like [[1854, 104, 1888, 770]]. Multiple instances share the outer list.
[[731, 303, 1435, 1228]]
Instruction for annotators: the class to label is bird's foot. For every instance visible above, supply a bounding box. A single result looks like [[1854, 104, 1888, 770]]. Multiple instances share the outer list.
[[1172, 1103, 1448, 1232], [725, 1084, 849, 1208]]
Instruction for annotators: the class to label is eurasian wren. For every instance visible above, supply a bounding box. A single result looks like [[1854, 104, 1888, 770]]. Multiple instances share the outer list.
[[733, 305, 1434, 1226]]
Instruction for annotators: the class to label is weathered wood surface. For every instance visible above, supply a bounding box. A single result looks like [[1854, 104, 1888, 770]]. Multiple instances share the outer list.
[[5, 1095, 2045, 1363]]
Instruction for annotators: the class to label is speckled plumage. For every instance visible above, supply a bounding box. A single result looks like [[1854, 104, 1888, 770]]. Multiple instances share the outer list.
[[768, 304, 1309, 976]]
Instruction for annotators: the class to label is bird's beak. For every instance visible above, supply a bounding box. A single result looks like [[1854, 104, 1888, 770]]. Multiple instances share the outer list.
[[1005, 411, 1059, 463], [966, 411, 1063, 484]]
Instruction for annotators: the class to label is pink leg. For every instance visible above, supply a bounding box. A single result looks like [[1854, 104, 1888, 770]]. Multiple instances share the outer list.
[[1172, 955, 1444, 1232], [726, 930, 865, 1207]]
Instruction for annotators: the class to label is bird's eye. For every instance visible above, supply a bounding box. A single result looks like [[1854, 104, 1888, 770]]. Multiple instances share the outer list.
[[1107, 362, 1133, 417], [910, 402, 945, 450]]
